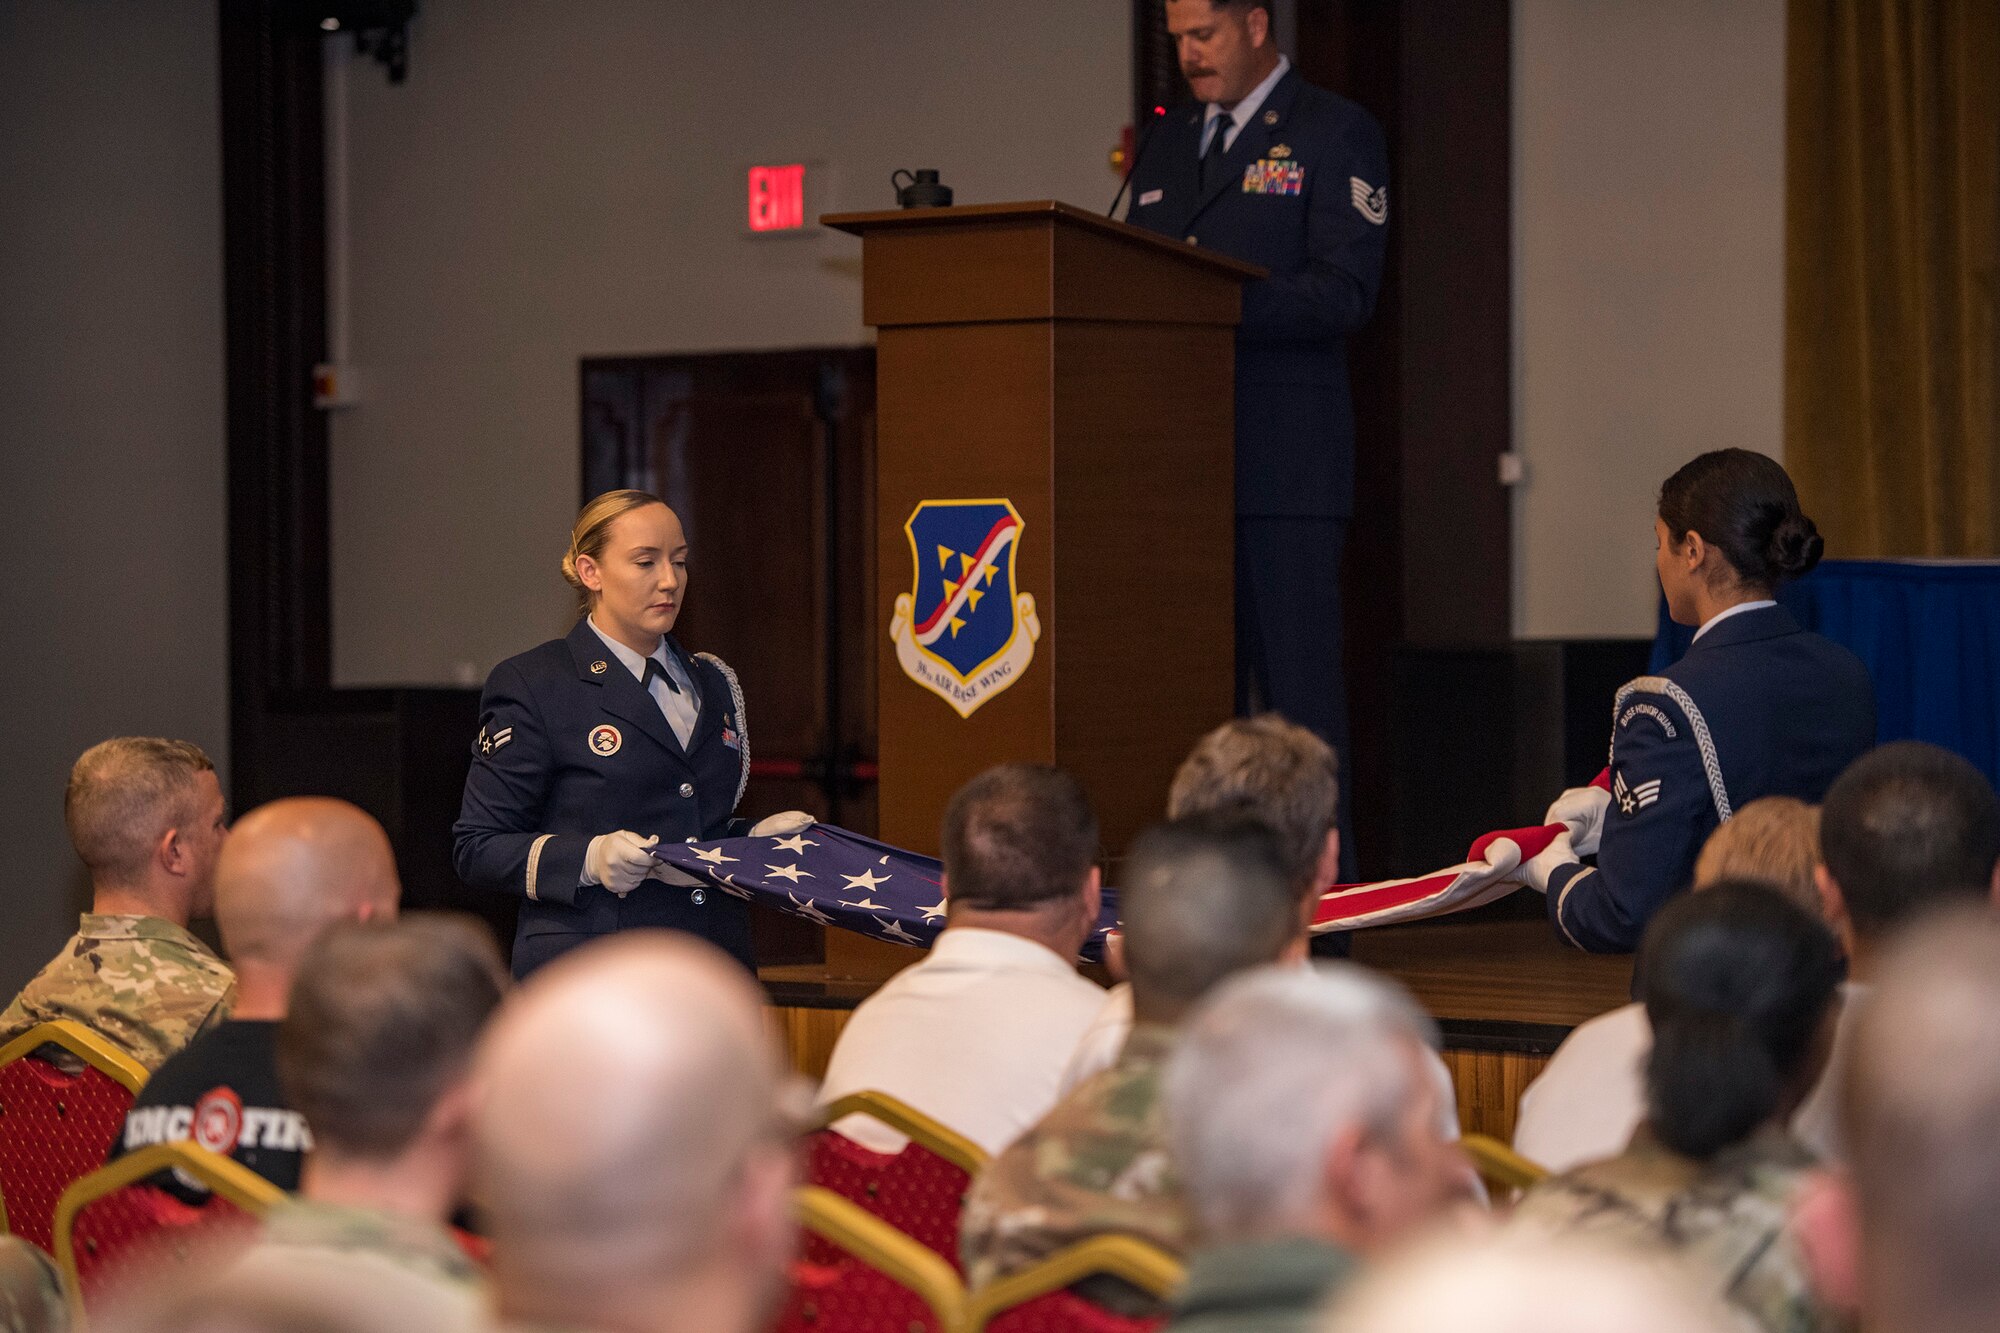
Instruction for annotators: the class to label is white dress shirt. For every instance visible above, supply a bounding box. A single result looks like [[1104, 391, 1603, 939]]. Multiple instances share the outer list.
[[1059, 978, 1465, 1138], [1691, 599, 1778, 643], [588, 616, 698, 748], [1511, 1002, 1651, 1173], [1512, 982, 1864, 1173], [816, 927, 1108, 1156], [1201, 54, 1291, 156]]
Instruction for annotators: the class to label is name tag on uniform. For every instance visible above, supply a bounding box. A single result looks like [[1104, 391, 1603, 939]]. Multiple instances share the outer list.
[[1242, 160, 1304, 195], [1138, 188, 1163, 206]]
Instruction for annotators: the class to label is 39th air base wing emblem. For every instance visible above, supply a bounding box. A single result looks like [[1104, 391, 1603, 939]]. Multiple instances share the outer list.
[[888, 498, 1040, 719]]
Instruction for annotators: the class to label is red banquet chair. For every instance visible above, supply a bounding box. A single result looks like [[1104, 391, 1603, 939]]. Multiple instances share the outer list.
[[804, 1091, 986, 1270], [0, 1021, 148, 1253], [964, 1234, 1185, 1333], [54, 1141, 282, 1323], [770, 1185, 964, 1333]]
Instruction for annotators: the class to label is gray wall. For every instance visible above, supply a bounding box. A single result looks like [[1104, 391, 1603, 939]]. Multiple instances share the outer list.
[[328, 0, 1131, 687], [1513, 0, 1785, 638], [0, 1, 227, 994]]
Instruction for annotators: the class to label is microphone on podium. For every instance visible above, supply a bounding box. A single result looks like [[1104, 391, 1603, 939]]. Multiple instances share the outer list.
[[1107, 104, 1169, 220]]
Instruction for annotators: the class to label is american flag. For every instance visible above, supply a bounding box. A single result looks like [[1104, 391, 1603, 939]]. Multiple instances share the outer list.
[[652, 824, 1120, 962], [655, 770, 1611, 951]]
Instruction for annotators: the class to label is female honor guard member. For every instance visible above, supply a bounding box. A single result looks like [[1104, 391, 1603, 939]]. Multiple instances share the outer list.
[[1530, 450, 1875, 953], [454, 490, 802, 977]]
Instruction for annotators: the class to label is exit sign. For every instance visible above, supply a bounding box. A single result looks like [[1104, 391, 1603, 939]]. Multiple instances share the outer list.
[[747, 163, 806, 232]]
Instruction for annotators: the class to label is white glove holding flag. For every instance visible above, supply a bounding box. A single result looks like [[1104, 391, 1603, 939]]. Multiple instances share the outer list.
[[749, 810, 816, 838], [1519, 773, 1613, 894], [647, 858, 703, 887], [584, 830, 660, 897]]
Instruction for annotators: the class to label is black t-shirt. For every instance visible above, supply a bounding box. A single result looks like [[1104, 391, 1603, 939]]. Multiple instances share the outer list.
[[112, 1019, 311, 1199]]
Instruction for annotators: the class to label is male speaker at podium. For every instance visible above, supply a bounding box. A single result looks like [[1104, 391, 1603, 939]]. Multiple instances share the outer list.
[[1125, 0, 1388, 881]]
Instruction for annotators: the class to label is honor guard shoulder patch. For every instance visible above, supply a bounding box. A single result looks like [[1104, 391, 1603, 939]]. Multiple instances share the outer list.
[[588, 724, 622, 757], [1618, 702, 1677, 738]]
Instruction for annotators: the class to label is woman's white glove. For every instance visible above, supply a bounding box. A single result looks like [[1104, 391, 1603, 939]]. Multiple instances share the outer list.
[[583, 830, 660, 897], [749, 810, 816, 838]]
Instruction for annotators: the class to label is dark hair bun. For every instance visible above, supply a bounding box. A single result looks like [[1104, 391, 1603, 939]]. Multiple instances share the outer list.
[[1658, 450, 1823, 591], [1768, 515, 1823, 579]]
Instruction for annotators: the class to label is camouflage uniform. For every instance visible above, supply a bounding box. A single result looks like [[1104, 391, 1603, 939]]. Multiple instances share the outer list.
[[0, 914, 235, 1073], [961, 1023, 1188, 1309], [237, 1199, 488, 1326], [0, 1235, 65, 1333], [1511, 1126, 1847, 1333]]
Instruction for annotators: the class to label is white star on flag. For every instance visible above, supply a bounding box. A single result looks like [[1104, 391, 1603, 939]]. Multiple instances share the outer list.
[[789, 892, 834, 925], [767, 863, 811, 883], [692, 846, 739, 866], [874, 916, 922, 945], [771, 834, 819, 855], [919, 900, 947, 922], [841, 868, 891, 893], [839, 896, 887, 910], [715, 873, 753, 900]]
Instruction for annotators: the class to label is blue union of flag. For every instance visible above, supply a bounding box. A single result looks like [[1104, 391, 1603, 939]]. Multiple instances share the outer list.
[[888, 498, 1040, 718]]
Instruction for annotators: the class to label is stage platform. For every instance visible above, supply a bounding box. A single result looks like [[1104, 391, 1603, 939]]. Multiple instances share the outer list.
[[762, 917, 1632, 1144]]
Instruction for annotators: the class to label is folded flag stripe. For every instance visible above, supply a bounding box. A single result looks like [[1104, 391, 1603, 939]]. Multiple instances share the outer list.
[[1309, 821, 1564, 932], [652, 823, 1119, 962]]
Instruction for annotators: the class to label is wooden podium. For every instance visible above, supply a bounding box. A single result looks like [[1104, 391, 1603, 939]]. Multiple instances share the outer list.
[[825, 201, 1263, 858]]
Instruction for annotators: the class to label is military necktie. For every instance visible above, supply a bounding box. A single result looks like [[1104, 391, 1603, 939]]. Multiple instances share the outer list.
[[1201, 113, 1234, 190], [643, 655, 698, 748]]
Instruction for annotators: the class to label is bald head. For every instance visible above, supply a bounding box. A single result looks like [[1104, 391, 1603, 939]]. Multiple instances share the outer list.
[[473, 933, 789, 1315], [214, 798, 400, 969], [1323, 1232, 1730, 1333]]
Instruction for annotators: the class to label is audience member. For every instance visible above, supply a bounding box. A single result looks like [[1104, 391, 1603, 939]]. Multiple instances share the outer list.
[[1793, 909, 2000, 1333], [113, 798, 401, 1196], [815, 765, 1107, 1154], [1790, 740, 2000, 1159], [473, 933, 793, 1333], [231, 915, 504, 1325], [1, 738, 233, 1073], [1514, 796, 1822, 1170], [93, 1258, 452, 1333], [961, 812, 1303, 1305], [1321, 1232, 1732, 1333], [1160, 965, 1470, 1333], [0, 1236, 64, 1333], [1061, 716, 1339, 1091], [1512, 883, 1845, 1333]]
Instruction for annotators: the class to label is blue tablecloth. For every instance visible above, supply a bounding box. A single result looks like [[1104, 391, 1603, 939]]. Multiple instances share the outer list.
[[1651, 559, 2000, 788]]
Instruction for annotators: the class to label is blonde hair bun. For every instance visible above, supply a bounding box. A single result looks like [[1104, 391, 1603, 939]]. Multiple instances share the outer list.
[[563, 490, 667, 611]]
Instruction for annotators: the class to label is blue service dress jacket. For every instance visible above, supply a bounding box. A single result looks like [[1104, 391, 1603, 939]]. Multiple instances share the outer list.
[[1125, 68, 1389, 518], [453, 619, 755, 976], [1549, 605, 1876, 953]]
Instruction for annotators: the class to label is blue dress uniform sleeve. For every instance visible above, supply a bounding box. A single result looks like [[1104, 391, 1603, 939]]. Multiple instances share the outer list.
[[452, 658, 590, 909], [1548, 687, 1719, 953], [1237, 105, 1389, 343]]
